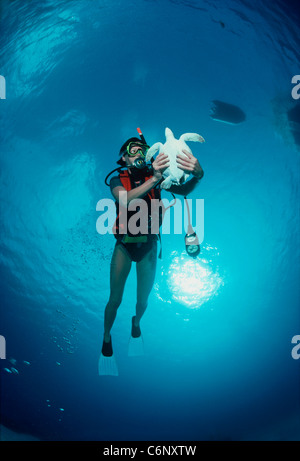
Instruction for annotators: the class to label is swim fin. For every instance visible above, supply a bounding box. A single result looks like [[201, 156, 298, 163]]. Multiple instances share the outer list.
[[128, 316, 144, 357], [98, 336, 118, 376]]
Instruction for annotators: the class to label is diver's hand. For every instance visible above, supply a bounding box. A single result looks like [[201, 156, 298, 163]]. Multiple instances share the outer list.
[[152, 152, 170, 182], [177, 149, 204, 180]]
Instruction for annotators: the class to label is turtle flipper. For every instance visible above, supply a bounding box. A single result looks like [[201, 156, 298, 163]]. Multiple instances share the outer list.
[[145, 142, 163, 162], [160, 175, 174, 190], [183, 172, 190, 183], [180, 133, 205, 143]]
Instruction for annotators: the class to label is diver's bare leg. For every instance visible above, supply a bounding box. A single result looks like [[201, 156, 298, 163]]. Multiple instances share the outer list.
[[135, 242, 157, 327], [103, 244, 131, 342]]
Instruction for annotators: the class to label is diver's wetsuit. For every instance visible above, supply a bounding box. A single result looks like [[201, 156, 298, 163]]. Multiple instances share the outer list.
[[110, 174, 161, 262]]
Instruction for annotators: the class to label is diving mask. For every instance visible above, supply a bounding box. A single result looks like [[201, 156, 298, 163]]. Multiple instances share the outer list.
[[126, 142, 149, 157]]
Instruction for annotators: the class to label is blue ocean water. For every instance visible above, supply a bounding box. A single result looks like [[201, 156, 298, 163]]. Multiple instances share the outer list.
[[0, 0, 300, 441]]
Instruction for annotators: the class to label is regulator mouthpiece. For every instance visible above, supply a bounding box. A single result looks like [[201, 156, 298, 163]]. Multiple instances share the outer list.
[[133, 158, 147, 170]]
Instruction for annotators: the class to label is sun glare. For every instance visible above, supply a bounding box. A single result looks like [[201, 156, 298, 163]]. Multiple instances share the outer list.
[[155, 245, 224, 308]]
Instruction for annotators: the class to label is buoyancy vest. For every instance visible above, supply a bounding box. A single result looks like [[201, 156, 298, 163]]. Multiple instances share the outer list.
[[112, 169, 164, 238]]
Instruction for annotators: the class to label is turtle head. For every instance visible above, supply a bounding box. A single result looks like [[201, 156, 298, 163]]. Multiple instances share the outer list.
[[165, 127, 174, 140]]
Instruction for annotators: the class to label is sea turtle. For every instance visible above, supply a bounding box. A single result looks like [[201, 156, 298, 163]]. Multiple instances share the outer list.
[[146, 127, 205, 189]]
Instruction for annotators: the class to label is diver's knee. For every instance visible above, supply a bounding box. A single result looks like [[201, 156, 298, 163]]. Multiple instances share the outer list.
[[107, 295, 122, 311]]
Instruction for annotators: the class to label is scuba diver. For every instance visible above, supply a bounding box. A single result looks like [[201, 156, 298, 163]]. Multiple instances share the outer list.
[[99, 129, 204, 375]]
